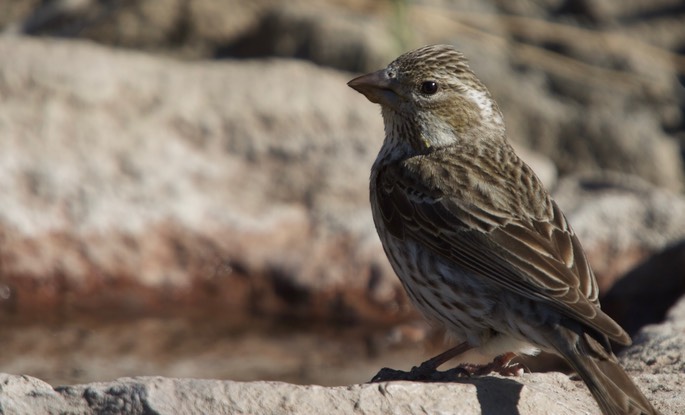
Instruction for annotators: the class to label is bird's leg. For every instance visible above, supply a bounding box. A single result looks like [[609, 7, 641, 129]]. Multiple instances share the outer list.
[[414, 341, 474, 372], [455, 352, 525, 377], [370, 342, 473, 382]]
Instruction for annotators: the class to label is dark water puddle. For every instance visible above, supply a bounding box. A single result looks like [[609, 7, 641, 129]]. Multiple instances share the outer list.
[[0, 315, 424, 387]]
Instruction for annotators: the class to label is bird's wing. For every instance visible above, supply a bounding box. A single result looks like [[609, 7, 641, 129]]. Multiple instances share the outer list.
[[374, 155, 630, 345]]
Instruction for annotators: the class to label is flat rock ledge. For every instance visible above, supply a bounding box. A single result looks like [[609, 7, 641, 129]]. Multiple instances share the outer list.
[[0, 372, 677, 415]]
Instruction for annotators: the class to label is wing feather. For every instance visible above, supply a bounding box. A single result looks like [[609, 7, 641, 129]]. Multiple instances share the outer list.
[[375, 153, 629, 345]]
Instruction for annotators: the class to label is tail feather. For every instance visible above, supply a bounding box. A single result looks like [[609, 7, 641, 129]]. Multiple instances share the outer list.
[[554, 331, 659, 415]]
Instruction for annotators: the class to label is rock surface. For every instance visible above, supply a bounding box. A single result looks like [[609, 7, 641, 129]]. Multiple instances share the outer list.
[[622, 295, 685, 376], [0, 35, 398, 323], [3, 0, 683, 187], [553, 174, 685, 293], [602, 240, 685, 336], [0, 371, 672, 415]]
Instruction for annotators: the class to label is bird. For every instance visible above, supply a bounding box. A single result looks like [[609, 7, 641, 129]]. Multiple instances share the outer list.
[[347, 44, 659, 415]]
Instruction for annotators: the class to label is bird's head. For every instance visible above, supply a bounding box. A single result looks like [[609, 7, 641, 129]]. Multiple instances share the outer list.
[[348, 45, 504, 153]]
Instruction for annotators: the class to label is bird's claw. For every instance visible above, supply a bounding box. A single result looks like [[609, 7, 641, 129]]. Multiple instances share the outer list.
[[369, 365, 471, 383], [370, 353, 525, 383], [456, 353, 525, 377]]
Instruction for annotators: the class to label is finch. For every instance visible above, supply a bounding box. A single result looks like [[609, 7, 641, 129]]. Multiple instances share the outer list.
[[348, 44, 659, 415]]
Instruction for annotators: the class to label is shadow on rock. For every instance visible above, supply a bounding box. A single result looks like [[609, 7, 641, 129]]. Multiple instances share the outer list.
[[473, 376, 523, 415], [602, 239, 685, 337]]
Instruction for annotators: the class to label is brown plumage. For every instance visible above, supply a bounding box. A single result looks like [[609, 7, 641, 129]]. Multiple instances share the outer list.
[[348, 44, 659, 415]]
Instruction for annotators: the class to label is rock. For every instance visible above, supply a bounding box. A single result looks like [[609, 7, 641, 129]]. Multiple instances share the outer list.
[[0, 0, 279, 59], [217, 4, 398, 73], [617, 295, 685, 414], [0, 372, 675, 415], [552, 173, 685, 292], [0, 375, 84, 414], [602, 240, 685, 336], [0, 35, 400, 323], [621, 294, 685, 375], [480, 45, 684, 192]]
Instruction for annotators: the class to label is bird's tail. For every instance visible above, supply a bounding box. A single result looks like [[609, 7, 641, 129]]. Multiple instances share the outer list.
[[555, 331, 659, 415]]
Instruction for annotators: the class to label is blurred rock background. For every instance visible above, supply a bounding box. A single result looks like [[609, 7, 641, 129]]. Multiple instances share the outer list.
[[0, 0, 684, 391]]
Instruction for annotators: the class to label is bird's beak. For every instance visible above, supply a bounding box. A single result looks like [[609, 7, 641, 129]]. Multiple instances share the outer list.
[[347, 69, 398, 107]]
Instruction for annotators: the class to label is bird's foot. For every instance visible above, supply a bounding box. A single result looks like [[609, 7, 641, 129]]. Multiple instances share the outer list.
[[369, 349, 523, 382], [370, 361, 471, 383], [456, 352, 525, 377]]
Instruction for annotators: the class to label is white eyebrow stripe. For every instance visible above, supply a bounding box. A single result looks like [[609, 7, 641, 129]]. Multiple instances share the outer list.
[[463, 86, 504, 127]]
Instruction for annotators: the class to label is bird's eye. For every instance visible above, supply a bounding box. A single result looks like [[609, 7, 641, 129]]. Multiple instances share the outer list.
[[420, 81, 438, 95]]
